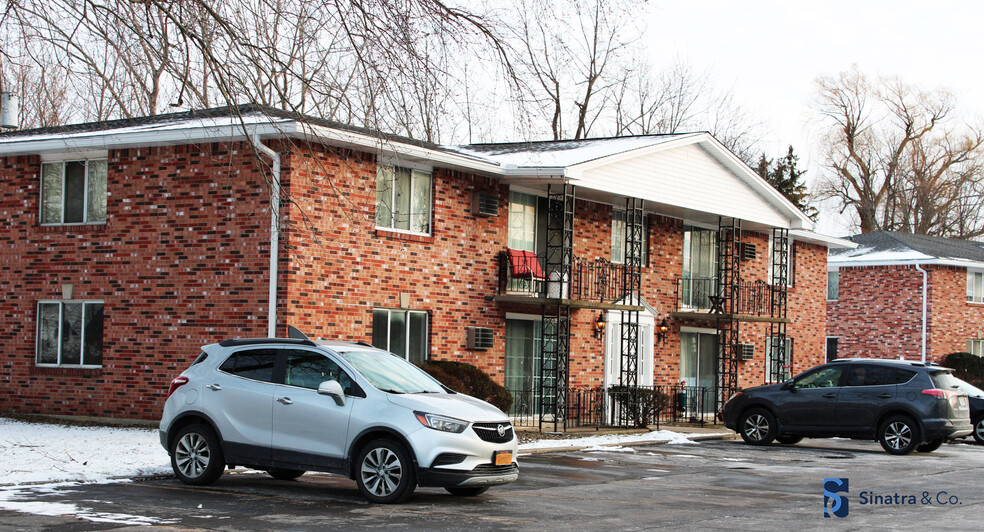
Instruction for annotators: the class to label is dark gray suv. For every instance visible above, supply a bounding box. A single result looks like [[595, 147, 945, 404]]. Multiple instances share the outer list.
[[722, 359, 973, 454]]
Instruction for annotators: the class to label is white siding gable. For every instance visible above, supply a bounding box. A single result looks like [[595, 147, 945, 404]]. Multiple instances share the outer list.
[[572, 143, 790, 228]]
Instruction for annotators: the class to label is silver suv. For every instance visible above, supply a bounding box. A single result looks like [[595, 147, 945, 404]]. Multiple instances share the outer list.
[[159, 338, 519, 503]]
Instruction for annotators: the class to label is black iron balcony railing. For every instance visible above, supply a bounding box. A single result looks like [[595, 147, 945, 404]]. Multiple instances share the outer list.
[[497, 250, 630, 304], [506, 384, 717, 430], [674, 277, 776, 316]]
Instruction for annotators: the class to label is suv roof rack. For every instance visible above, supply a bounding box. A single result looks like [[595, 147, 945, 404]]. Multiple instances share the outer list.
[[218, 338, 317, 347]]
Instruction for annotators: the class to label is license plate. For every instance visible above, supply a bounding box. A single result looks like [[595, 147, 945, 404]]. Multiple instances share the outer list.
[[494, 451, 513, 466]]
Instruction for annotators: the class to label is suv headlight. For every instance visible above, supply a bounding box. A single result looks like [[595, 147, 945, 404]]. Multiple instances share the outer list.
[[414, 411, 468, 433]]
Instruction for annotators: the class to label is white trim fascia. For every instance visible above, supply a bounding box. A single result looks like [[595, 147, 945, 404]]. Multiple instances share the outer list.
[[789, 229, 857, 249], [830, 258, 984, 270], [0, 120, 291, 157], [563, 133, 705, 173]]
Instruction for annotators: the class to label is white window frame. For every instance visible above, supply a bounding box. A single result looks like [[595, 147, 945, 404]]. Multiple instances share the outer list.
[[372, 308, 429, 363], [375, 164, 433, 235], [764, 336, 793, 384], [767, 237, 795, 288], [967, 339, 984, 357], [827, 269, 840, 301], [967, 270, 984, 304], [611, 208, 648, 266], [40, 159, 108, 225], [35, 300, 105, 368]]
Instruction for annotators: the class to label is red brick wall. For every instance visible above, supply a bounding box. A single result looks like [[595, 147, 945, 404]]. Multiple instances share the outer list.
[[928, 266, 984, 359], [0, 144, 274, 419], [826, 265, 924, 360]]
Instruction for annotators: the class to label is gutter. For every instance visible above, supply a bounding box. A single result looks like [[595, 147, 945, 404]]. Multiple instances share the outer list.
[[253, 134, 281, 338], [914, 264, 928, 363]]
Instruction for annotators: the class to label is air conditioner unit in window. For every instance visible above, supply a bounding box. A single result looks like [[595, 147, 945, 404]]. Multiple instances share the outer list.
[[471, 192, 499, 217], [466, 327, 494, 350], [741, 343, 755, 361]]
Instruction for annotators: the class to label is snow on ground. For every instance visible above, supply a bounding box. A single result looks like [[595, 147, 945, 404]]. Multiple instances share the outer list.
[[0, 417, 170, 486], [517, 429, 709, 452]]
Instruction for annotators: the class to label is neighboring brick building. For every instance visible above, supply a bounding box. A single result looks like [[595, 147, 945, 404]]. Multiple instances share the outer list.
[[0, 105, 849, 423], [827, 231, 984, 364]]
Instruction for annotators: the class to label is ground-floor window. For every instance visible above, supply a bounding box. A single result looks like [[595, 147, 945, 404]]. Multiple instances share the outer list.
[[36, 301, 104, 367], [504, 318, 553, 416], [765, 337, 793, 383], [371, 309, 428, 364], [826, 337, 839, 362], [967, 339, 984, 357]]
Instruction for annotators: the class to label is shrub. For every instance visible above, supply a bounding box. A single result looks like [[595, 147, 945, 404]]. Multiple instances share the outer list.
[[416, 360, 513, 412], [942, 352, 984, 388], [608, 385, 670, 427]]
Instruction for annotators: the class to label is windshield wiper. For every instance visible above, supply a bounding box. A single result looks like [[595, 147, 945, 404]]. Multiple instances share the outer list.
[[379, 389, 405, 394]]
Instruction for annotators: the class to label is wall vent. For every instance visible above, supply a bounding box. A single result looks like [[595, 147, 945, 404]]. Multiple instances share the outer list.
[[740, 242, 756, 261], [466, 327, 494, 350], [740, 343, 755, 361], [471, 192, 499, 217]]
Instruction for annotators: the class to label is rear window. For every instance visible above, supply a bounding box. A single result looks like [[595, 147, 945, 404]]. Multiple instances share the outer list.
[[929, 370, 961, 391], [219, 349, 278, 383]]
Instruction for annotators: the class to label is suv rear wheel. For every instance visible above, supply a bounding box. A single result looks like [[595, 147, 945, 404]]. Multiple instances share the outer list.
[[739, 408, 776, 445], [878, 415, 920, 455], [973, 417, 984, 445], [356, 439, 417, 504], [171, 424, 225, 485]]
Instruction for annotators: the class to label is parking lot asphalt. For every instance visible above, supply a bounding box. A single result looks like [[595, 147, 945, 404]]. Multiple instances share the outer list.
[[1, 437, 982, 531]]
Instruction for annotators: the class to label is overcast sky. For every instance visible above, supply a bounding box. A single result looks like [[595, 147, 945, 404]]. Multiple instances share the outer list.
[[643, 0, 984, 236]]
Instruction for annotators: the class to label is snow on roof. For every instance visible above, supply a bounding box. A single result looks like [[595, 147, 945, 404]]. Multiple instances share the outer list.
[[829, 231, 984, 266], [450, 133, 699, 168]]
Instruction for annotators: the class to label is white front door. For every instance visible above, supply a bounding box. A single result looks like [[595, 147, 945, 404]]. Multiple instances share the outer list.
[[604, 311, 654, 389]]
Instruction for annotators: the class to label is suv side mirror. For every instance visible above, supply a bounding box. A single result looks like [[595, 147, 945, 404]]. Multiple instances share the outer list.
[[318, 380, 346, 406], [781, 380, 795, 392]]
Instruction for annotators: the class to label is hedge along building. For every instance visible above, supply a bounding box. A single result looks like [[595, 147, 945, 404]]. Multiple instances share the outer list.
[[0, 105, 852, 425]]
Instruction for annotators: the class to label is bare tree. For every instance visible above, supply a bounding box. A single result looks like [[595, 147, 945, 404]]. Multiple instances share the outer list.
[[814, 66, 984, 237]]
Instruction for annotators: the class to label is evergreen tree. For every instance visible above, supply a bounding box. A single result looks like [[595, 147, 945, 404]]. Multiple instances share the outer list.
[[755, 145, 818, 220]]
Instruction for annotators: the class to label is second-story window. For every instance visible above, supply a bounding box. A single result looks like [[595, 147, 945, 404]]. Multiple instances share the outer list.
[[611, 209, 648, 265], [827, 270, 840, 300], [375, 165, 432, 234], [41, 159, 108, 224], [967, 270, 984, 303]]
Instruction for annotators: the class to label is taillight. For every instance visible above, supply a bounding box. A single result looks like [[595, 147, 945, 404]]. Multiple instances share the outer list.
[[167, 376, 189, 399], [922, 389, 956, 399]]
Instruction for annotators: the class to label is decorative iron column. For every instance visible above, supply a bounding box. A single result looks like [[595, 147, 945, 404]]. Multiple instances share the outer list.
[[539, 183, 574, 431], [768, 228, 790, 383], [716, 217, 742, 411]]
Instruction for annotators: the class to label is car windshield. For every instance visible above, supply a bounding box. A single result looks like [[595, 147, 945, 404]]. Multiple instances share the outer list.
[[952, 377, 984, 398], [335, 348, 445, 394]]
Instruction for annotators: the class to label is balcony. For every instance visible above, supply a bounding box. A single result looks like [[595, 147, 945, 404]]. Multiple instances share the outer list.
[[495, 250, 642, 310], [673, 277, 789, 323]]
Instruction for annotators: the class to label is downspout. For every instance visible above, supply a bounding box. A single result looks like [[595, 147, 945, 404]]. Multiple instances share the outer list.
[[914, 264, 928, 363], [253, 134, 281, 338]]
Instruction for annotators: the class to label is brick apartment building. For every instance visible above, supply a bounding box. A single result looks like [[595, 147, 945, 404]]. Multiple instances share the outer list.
[[0, 105, 850, 424], [827, 231, 984, 364]]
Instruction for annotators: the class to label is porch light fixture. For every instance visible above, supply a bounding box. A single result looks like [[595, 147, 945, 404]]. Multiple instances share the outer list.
[[594, 312, 606, 339], [656, 318, 670, 344]]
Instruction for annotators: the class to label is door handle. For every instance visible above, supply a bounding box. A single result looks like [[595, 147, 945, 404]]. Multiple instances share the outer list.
[[205, 384, 222, 391], [877, 393, 893, 399], [822, 393, 837, 399], [276, 397, 293, 405]]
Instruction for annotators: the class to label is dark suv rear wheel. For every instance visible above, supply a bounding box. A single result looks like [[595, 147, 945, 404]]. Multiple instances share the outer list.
[[878, 415, 920, 455], [739, 408, 776, 445], [973, 417, 984, 445]]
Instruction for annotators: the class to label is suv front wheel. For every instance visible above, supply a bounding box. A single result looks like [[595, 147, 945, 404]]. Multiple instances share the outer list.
[[356, 439, 417, 504], [878, 415, 920, 455], [171, 424, 225, 485], [739, 408, 776, 445]]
